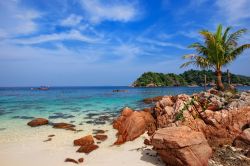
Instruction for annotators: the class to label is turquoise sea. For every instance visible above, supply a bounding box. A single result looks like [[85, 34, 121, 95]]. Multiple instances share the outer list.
[[1, 86, 250, 129]]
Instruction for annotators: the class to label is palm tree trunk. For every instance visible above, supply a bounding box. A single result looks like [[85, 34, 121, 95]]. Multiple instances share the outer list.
[[216, 70, 224, 90]]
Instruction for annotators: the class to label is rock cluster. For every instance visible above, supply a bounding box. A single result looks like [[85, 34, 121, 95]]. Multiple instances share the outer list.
[[152, 90, 250, 147], [113, 89, 250, 166], [73, 135, 99, 154], [151, 90, 250, 165], [27, 118, 77, 131]]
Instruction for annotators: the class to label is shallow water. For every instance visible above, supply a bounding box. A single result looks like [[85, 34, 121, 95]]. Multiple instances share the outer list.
[[0, 86, 250, 132]]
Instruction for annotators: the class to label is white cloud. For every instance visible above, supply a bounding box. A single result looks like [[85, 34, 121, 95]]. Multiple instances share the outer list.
[[157, 33, 174, 40], [61, 14, 83, 27], [172, 0, 209, 16], [12, 30, 100, 44], [80, 0, 139, 23], [178, 30, 202, 41], [113, 44, 141, 61], [0, 1, 41, 37], [215, 0, 250, 25], [137, 37, 187, 50]]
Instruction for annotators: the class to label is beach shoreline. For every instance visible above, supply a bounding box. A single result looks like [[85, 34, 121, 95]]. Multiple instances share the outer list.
[[0, 120, 164, 166]]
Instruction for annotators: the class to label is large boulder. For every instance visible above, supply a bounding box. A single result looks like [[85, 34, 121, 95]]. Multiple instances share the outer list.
[[151, 126, 212, 166], [27, 118, 48, 127], [113, 107, 156, 144]]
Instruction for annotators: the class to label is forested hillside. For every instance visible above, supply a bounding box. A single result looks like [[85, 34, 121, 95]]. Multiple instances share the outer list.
[[132, 70, 250, 87]]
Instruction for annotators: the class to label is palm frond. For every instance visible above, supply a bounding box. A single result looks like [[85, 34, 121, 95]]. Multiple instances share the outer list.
[[222, 26, 232, 42], [226, 28, 247, 46], [200, 30, 215, 43], [182, 54, 197, 59], [227, 44, 250, 62], [188, 43, 208, 55], [181, 54, 210, 69], [180, 61, 196, 68], [215, 24, 223, 42], [194, 56, 211, 69]]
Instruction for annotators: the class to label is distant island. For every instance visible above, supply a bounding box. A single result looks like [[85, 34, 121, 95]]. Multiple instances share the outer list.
[[132, 69, 250, 87]]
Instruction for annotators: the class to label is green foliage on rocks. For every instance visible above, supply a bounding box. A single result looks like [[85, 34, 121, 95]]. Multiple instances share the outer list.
[[133, 70, 250, 87]]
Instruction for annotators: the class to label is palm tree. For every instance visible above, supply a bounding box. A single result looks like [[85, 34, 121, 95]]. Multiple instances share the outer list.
[[181, 24, 250, 90]]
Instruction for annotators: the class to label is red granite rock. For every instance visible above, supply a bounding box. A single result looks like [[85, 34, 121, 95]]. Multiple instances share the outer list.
[[94, 134, 108, 141], [113, 107, 156, 145], [74, 135, 94, 146], [78, 158, 84, 163], [233, 128, 250, 149], [52, 123, 76, 131], [143, 96, 164, 104], [151, 126, 212, 166], [65, 158, 78, 164], [144, 139, 151, 145], [77, 144, 99, 154], [27, 118, 48, 127]]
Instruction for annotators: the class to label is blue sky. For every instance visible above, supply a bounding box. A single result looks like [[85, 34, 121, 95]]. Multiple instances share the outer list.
[[0, 0, 250, 86]]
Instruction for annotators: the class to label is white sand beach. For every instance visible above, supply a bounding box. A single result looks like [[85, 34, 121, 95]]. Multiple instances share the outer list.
[[0, 122, 164, 166]]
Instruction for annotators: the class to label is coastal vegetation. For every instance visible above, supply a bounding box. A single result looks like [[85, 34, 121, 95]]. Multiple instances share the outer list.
[[181, 24, 250, 90], [132, 69, 250, 87]]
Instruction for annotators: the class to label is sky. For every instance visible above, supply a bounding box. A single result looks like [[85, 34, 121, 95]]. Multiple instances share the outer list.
[[0, 0, 250, 86]]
